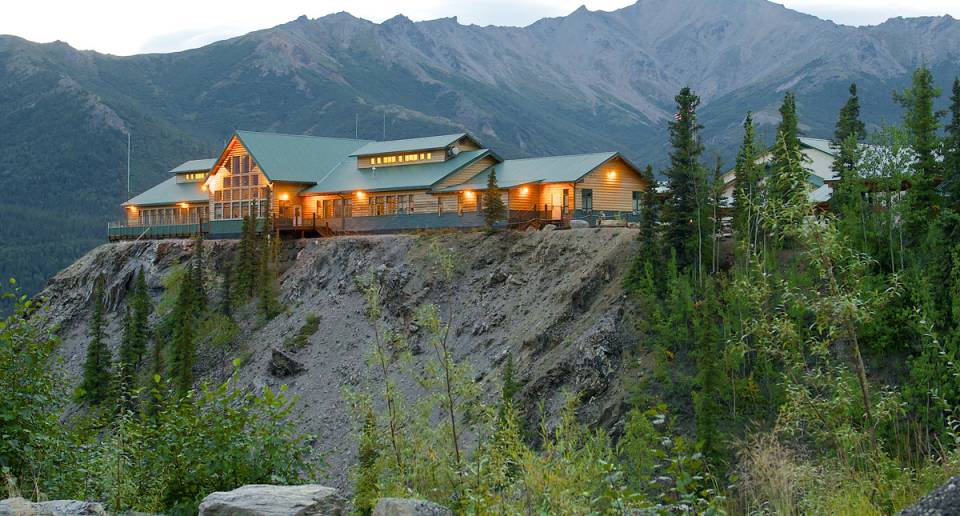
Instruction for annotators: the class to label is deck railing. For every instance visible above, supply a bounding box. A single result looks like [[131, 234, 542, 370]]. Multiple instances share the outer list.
[[107, 218, 207, 241]]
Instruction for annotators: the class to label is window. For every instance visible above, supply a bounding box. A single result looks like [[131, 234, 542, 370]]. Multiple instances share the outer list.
[[369, 152, 435, 166], [582, 189, 593, 213], [632, 191, 641, 214], [563, 189, 570, 214]]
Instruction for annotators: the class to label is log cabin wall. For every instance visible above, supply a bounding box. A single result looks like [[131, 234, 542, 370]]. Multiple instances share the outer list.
[[575, 157, 645, 213]]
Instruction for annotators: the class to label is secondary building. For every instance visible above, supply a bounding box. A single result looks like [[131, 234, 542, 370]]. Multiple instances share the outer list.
[[109, 130, 648, 240]]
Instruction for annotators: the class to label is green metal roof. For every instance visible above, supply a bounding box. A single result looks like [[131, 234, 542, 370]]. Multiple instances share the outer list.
[[441, 152, 619, 192], [799, 137, 837, 157], [349, 133, 468, 157], [301, 149, 494, 194], [235, 131, 371, 184], [122, 177, 208, 207], [169, 158, 217, 174]]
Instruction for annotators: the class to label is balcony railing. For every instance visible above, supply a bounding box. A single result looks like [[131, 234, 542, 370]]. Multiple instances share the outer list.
[[107, 218, 207, 241]]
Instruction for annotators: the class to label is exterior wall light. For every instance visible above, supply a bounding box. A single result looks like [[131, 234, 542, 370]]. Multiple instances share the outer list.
[[521, 187, 529, 195], [279, 193, 290, 202], [356, 191, 366, 200], [179, 202, 189, 208]]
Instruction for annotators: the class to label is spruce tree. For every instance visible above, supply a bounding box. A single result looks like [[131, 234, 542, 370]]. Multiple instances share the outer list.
[[946, 77, 960, 205], [169, 271, 196, 398], [220, 265, 233, 318], [663, 86, 707, 270], [117, 305, 138, 400], [834, 83, 867, 144], [353, 408, 381, 516], [638, 164, 659, 264], [895, 64, 943, 228], [769, 92, 808, 230], [80, 276, 112, 404], [482, 169, 507, 230], [732, 112, 762, 248], [777, 91, 800, 152], [131, 267, 151, 365], [831, 83, 867, 189], [257, 196, 280, 321], [191, 233, 207, 313]]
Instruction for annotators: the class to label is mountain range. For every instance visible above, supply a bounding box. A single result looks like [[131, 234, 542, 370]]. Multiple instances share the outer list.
[[1, 0, 959, 297]]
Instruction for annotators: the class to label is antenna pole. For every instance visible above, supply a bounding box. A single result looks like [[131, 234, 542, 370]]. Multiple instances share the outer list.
[[382, 112, 386, 140], [126, 129, 131, 200], [355, 113, 359, 140]]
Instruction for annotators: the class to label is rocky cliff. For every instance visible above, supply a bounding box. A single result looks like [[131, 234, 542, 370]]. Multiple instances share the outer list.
[[38, 229, 642, 487]]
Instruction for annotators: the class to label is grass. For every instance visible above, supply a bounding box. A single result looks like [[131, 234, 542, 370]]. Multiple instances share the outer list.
[[283, 314, 322, 350]]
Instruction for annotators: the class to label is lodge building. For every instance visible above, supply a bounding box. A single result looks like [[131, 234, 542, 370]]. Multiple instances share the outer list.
[[109, 131, 648, 240]]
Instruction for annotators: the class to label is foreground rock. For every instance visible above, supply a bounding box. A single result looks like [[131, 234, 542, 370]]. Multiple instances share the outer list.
[[269, 347, 306, 377], [0, 498, 106, 516], [901, 476, 960, 515], [373, 498, 451, 516], [198, 484, 346, 516]]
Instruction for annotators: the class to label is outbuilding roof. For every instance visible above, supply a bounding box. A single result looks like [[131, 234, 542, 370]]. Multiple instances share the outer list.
[[301, 149, 496, 194], [169, 158, 217, 174], [122, 177, 208, 207], [234, 131, 371, 184], [349, 133, 469, 157], [438, 152, 620, 192]]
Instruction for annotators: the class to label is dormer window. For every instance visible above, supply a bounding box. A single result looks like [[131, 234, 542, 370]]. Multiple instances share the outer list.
[[176, 171, 207, 183], [368, 152, 434, 167]]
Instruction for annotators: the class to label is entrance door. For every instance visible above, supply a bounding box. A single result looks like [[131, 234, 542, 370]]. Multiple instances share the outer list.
[[293, 206, 302, 226]]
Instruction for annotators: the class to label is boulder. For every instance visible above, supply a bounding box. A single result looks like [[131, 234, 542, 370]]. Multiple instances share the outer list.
[[198, 484, 346, 516], [900, 476, 960, 515], [541, 224, 557, 231], [373, 498, 451, 516], [0, 498, 106, 516], [569, 219, 590, 229], [269, 348, 306, 377]]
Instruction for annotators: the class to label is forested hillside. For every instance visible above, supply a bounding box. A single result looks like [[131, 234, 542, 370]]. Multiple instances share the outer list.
[[1, 0, 959, 299]]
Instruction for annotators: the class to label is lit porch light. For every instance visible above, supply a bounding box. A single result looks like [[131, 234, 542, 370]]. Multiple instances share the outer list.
[[464, 190, 474, 198], [521, 186, 529, 195], [179, 202, 189, 209], [607, 170, 617, 179], [279, 193, 290, 202], [355, 191, 366, 200]]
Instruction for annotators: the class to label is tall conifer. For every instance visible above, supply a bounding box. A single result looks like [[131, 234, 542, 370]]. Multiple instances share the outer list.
[[777, 91, 800, 152], [481, 169, 507, 230], [895, 64, 943, 229], [946, 77, 960, 204], [169, 271, 196, 397], [663, 86, 706, 270], [80, 276, 112, 404], [732, 112, 762, 246]]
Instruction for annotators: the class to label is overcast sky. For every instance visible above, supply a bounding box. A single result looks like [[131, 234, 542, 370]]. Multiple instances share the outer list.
[[1, 0, 957, 56]]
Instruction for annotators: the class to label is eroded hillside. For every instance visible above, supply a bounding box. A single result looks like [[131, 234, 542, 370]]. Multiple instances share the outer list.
[[38, 229, 642, 486]]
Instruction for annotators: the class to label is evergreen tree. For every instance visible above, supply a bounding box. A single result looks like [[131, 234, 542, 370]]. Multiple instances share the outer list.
[[191, 233, 207, 313], [257, 195, 280, 321], [693, 281, 724, 465], [219, 265, 233, 318], [353, 408, 381, 516], [831, 83, 867, 195], [777, 91, 800, 152], [663, 86, 707, 270], [79, 276, 112, 404], [834, 83, 867, 144], [946, 77, 960, 204], [130, 268, 151, 365], [895, 64, 943, 229], [117, 305, 138, 401], [481, 169, 507, 230], [169, 272, 196, 398], [638, 165, 660, 263], [769, 93, 808, 230], [766, 131, 811, 235], [732, 112, 762, 250], [234, 215, 258, 300]]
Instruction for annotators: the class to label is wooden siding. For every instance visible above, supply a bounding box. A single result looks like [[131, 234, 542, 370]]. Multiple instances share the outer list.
[[507, 184, 542, 212], [575, 157, 646, 212], [208, 138, 269, 220], [432, 155, 497, 190], [538, 183, 576, 212], [357, 150, 447, 169]]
